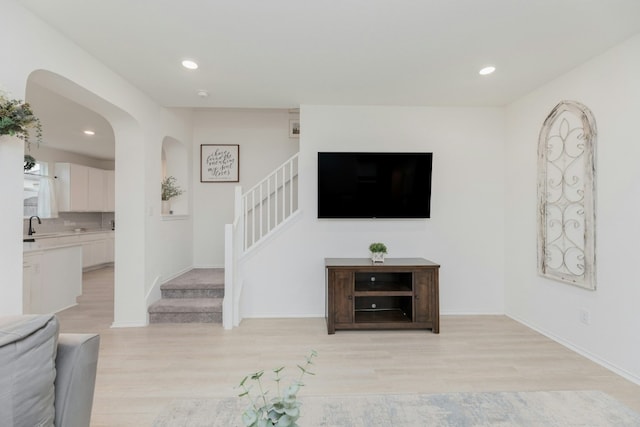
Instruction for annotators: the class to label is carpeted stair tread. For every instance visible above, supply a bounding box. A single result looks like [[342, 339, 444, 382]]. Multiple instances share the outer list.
[[149, 268, 224, 323], [163, 268, 224, 287], [148, 298, 222, 313], [161, 282, 224, 291]]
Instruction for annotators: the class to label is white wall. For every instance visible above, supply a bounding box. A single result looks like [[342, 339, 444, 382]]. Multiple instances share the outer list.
[[146, 108, 194, 304], [505, 34, 640, 383], [1, 1, 193, 324], [0, 136, 26, 314], [192, 109, 299, 267], [238, 105, 506, 318]]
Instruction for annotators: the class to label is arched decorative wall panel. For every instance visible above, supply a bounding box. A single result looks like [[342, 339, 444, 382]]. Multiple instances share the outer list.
[[537, 101, 597, 290]]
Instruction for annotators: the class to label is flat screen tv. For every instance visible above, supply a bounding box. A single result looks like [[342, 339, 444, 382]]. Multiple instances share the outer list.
[[317, 152, 433, 219]]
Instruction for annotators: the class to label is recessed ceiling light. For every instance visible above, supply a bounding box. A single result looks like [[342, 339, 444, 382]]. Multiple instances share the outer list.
[[181, 59, 199, 70], [197, 90, 209, 98], [83, 130, 95, 136], [479, 66, 496, 75]]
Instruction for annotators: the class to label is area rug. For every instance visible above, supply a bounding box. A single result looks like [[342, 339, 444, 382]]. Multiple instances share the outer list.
[[152, 390, 640, 427]]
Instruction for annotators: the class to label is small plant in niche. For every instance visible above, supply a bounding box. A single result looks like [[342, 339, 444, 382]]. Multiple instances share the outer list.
[[238, 350, 317, 427], [161, 176, 184, 201], [369, 242, 387, 264]]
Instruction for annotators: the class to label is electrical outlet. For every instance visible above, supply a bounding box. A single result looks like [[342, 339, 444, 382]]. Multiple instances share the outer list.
[[579, 308, 590, 325]]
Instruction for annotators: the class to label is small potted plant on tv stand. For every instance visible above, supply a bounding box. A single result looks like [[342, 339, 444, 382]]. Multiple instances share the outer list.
[[369, 242, 387, 264]]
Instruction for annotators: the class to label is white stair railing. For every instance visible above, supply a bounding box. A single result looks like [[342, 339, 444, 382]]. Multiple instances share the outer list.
[[242, 153, 299, 252], [223, 153, 299, 328]]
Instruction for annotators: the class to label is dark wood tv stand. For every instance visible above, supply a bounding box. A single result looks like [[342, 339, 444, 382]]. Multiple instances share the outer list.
[[325, 258, 440, 334]]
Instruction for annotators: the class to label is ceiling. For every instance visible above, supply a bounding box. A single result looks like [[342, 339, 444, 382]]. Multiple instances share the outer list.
[[18, 0, 640, 159], [27, 81, 115, 160]]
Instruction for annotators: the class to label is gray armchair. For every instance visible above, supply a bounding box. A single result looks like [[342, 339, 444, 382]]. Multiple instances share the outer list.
[[0, 314, 100, 427]]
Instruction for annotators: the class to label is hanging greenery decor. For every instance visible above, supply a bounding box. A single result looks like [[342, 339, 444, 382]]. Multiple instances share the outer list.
[[0, 92, 43, 151], [24, 154, 36, 171]]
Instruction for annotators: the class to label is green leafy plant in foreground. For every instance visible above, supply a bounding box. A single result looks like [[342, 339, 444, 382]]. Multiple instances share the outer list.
[[238, 350, 318, 427]]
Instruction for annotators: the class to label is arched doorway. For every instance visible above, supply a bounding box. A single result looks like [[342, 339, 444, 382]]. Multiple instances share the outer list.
[[25, 69, 143, 325]]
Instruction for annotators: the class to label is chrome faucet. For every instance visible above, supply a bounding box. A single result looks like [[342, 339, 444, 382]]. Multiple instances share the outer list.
[[28, 215, 41, 236]]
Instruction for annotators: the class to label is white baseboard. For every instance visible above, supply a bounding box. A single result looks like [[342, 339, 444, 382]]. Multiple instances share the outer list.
[[162, 266, 194, 283], [440, 311, 505, 315], [145, 266, 195, 309], [507, 313, 640, 387], [240, 314, 325, 319], [193, 264, 225, 269]]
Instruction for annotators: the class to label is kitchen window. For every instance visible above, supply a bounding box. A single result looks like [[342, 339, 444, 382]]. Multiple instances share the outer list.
[[24, 162, 58, 218]]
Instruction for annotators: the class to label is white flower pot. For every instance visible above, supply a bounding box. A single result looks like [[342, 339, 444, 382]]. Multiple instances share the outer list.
[[161, 200, 171, 215], [371, 252, 385, 264]]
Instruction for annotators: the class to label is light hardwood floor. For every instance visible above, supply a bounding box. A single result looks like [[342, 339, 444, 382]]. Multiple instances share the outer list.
[[57, 266, 640, 426]]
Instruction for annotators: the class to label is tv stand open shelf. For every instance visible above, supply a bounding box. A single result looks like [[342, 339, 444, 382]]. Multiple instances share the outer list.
[[325, 258, 440, 334]]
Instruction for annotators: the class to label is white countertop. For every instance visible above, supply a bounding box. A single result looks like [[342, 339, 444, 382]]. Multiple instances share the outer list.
[[23, 229, 114, 253], [24, 228, 114, 240], [23, 241, 82, 254]]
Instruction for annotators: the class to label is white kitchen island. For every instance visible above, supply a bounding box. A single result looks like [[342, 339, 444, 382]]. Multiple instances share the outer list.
[[23, 242, 82, 314]]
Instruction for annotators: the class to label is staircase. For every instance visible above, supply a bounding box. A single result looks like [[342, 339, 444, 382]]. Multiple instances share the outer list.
[[148, 268, 224, 323]]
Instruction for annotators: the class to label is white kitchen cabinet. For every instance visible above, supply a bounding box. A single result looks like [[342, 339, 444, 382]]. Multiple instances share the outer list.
[[33, 231, 114, 269], [22, 246, 82, 314], [55, 163, 114, 212], [82, 239, 108, 268], [73, 233, 111, 268], [106, 169, 115, 212], [23, 253, 42, 314], [41, 246, 83, 312], [88, 167, 106, 211], [106, 234, 115, 263], [22, 260, 32, 313], [55, 163, 89, 212]]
